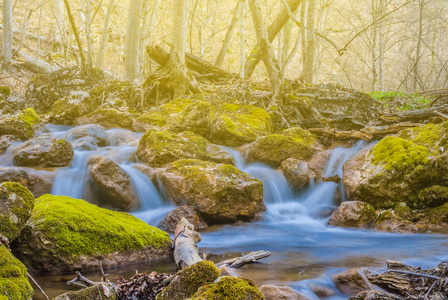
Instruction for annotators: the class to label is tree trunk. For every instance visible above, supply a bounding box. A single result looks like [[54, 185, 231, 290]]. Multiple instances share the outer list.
[[85, 0, 94, 67], [302, 0, 315, 83], [215, 0, 242, 68], [54, 0, 66, 43], [239, 0, 246, 77], [413, 0, 424, 90], [95, 0, 116, 69], [125, 0, 143, 81], [2, 0, 13, 71], [63, 0, 85, 68]]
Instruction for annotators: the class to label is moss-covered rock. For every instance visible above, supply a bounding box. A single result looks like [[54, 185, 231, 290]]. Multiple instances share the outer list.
[[158, 159, 265, 224], [394, 202, 412, 220], [48, 91, 92, 125], [0, 245, 33, 300], [246, 127, 316, 167], [0, 182, 34, 242], [0, 167, 55, 199], [0, 108, 43, 140], [190, 276, 264, 300], [136, 129, 234, 167], [77, 108, 134, 129], [373, 210, 417, 234], [328, 201, 376, 229], [53, 283, 116, 300], [90, 80, 137, 109], [418, 186, 448, 208], [156, 261, 220, 300], [13, 194, 172, 275], [13, 135, 74, 168], [166, 101, 212, 136], [424, 203, 448, 232]]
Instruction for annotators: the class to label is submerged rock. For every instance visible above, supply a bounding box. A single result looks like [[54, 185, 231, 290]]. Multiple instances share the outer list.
[[191, 276, 264, 300], [0, 108, 43, 140], [0, 182, 34, 242], [13, 194, 171, 275], [160, 205, 208, 233], [0, 167, 54, 198], [136, 129, 234, 167], [65, 124, 107, 151], [158, 159, 265, 224], [156, 261, 220, 300], [328, 201, 376, 229], [259, 285, 310, 300], [0, 244, 33, 300], [13, 135, 74, 168], [87, 155, 139, 212]]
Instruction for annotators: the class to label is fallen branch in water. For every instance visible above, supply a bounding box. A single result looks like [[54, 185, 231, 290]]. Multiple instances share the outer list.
[[216, 250, 272, 269]]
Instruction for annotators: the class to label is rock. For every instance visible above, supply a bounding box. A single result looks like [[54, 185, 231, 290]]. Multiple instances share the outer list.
[[310, 284, 336, 298], [0, 182, 34, 242], [422, 202, 448, 232], [136, 129, 234, 167], [191, 276, 264, 300], [217, 265, 239, 277], [158, 159, 265, 224], [418, 185, 448, 208], [53, 283, 117, 300], [48, 91, 93, 125], [323, 174, 341, 183], [0, 244, 34, 300], [352, 289, 395, 300], [160, 206, 208, 233], [13, 194, 172, 275], [107, 129, 140, 146], [279, 159, 314, 189], [87, 155, 139, 212], [13, 135, 74, 167], [373, 211, 418, 234], [25, 67, 104, 114], [0, 135, 14, 154], [332, 268, 371, 295], [246, 127, 316, 168], [0, 108, 43, 140], [90, 80, 137, 109], [0, 167, 54, 198], [166, 101, 212, 136], [259, 285, 310, 300], [77, 108, 134, 129], [393, 202, 412, 220], [328, 201, 376, 229], [131, 164, 158, 184], [156, 261, 220, 300], [65, 124, 107, 150], [308, 149, 332, 179]]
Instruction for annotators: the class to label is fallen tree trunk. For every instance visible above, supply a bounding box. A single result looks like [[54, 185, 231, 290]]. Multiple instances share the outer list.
[[374, 104, 448, 125], [361, 122, 424, 139], [17, 51, 59, 74], [173, 218, 203, 270], [146, 45, 235, 81]]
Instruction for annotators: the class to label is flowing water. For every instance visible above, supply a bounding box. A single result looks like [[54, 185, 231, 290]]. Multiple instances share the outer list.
[[2, 125, 447, 299]]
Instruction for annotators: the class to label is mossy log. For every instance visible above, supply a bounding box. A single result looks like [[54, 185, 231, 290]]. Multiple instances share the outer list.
[[173, 218, 203, 270]]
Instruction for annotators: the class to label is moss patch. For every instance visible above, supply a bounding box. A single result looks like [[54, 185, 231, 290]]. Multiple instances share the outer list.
[[90, 80, 137, 108], [0, 245, 33, 300], [418, 185, 448, 208], [83, 108, 134, 129], [191, 276, 264, 300], [136, 98, 192, 128], [0, 86, 11, 97]]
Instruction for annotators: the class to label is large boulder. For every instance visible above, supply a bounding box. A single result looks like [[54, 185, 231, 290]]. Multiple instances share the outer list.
[[90, 80, 137, 109], [0, 167, 54, 198], [373, 210, 418, 234], [158, 159, 265, 224], [76, 108, 134, 129], [0, 182, 34, 242], [136, 129, 234, 167], [0, 108, 43, 140], [87, 156, 139, 212], [259, 285, 310, 300], [246, 127, 317, 167], [48, 91, 93, 125], [160, 205, 208, 233], [343, 122, 448, 209], [0, 244, 33, 300], [13, 194, 172, 275], [418, 186, 448, 208], [328, 201, 376, 229], [156, 261, 220, 300], [279, 158, 314, 189], [13, 135, 74, 167], [190, 276, 264, 300], [166, 101, 212, 136], [65, 124, 107, 151]]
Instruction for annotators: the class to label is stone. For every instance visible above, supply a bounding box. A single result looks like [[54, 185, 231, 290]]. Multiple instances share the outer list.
[[259, 285, 310, 300], [53, 283, 116, 300], [422, 202, 448, 232], [373, 211, 418, 234], [87, 155, 139, 212], [136, 129, 234, 167], [0, 244, 33, 300], [160, 206, 208, 233], [0, 167, 54, 198], [90, 80, 137, 109], [328, 201, 376, 229], [65, 124, 107, 150], [418, 185, 448, 208], [48, 91, 93, 125], [77, 108, 135, 129], [158, 159, 265, 224], [0, 135, 14, 155], [279, 158, 314, 189], [0, 182, 34, 242], [308, 149, 332, 179], [0, 108, 43, 140], [13, 194, 172, 275], [166, 101, 212, 136], [13, 135, 74, 168], [332, 268, 371, 295], [191, 276, 264, 300]]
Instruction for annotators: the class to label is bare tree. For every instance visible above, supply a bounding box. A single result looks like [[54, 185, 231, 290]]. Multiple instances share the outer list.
[[96, 0, 116, 69], [1, 0, 13, 71], [125, 0, 144, 81]]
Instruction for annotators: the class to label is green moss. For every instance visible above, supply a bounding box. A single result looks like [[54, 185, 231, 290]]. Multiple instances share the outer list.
[[191, 276, 264, 300], [0, 245, 33, 300], [282, 127, 316, 145], [90, 80, 137, 108], [27, 194, 171, 257], [156, 261, 220, 300], [400, 122, 448, 154], [167, 101, 212, 136], [86, 108, 134, 129], [0, 182, 35, 242], [418, 185, 448, 208], [18, 108, 41, 139], [371, 136, 429, 171], [394, 202, 411, 219], [427, 203, 448, 225], [136, 98, 192, 127], [53, 284, 116, 300], [0, 86, 11, 96]]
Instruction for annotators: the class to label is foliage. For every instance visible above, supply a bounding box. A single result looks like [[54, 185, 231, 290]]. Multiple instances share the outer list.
[[370, 91, 433, 111]]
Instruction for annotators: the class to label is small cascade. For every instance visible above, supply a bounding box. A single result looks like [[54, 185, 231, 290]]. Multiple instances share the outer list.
[[0, 141, 23, 166]]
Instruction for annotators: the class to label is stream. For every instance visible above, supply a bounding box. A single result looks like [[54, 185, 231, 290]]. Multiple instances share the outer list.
[[2, 125, 447, 299]]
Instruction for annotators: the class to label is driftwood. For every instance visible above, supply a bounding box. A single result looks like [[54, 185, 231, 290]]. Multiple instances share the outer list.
[[216, 250, 272, 269], [146, 45, 234, 81], [173, 218, 203, 270]]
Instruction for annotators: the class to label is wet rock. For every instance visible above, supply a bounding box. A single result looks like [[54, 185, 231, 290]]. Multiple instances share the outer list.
[[158, 159, 265, 224], [323, 174, 341, 183], [107, 129, 140, 146], [310, 284, 336, 298], [13, 135, 74, 168], [373, 211, 418, 234], [0, 244, 34, 300], [308, 149, 332, 179], [90, 80, 137, 109], [166, 101, 212, 136], [259, 284, 310, 300], [48, 91, 93, 125], [279, 158, 314, 189], [0, 108, 43, 140], [328, 201, 376, 229], [246, 127, 317, 167], [87, 155, 139, 212], [191, 276, 264, 300], [421, 202, 448, 232], [0, 135, 15, 154], [418, 185, 448, 208], [54, 283, 117, 300], [65, 124, 107, 150], [0, 182, 34, 242], [332, 268, 371, 295], [0, 167, 54, 198], [393, 202, 412, 220], [156, 261, 220, 300], [136, 129, 234, 167], [217, 265, 239, 277], [25, 67, 104, 114], [77, 108, 134, 129], [160, 205, 208, 233], [13, 194, 172, 275]]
